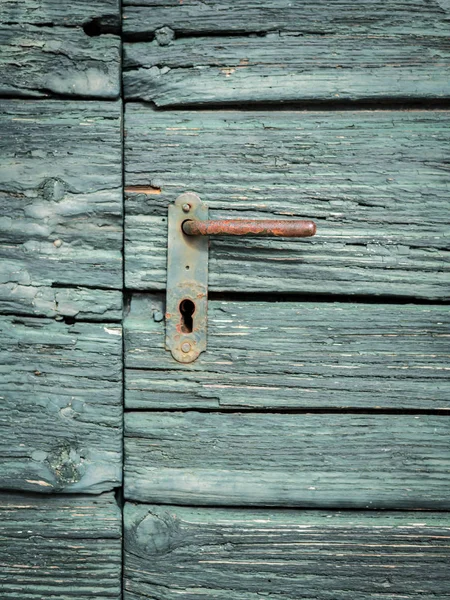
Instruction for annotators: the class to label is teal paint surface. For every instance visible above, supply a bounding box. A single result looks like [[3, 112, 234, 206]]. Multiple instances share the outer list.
[[0, 492, 121, 599], [125, 411, 450, 509], [125, 503, 450, 600], [123, 0, 450, 36], [0, 100, 123, 320], [123, 0, 450, 104], [0, 316, 123, 493], [1, 1, 450, 597], [125, 294, 450, 410], [0, 1, 120, 99], [125, 107, 450, 299]]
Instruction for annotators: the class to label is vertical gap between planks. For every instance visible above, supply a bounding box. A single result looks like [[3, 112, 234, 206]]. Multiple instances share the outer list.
[[120, 0, 125, 596], [119, 18, 450, 600]]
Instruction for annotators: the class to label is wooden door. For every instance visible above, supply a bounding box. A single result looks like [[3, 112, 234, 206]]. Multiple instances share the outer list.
[[122, 2, 450, 598], [1, 2, 450, 599], [0, 2, 123, 597]]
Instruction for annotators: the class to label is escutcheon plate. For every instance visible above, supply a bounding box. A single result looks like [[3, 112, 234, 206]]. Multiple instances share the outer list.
[[165, 192, 209, 363]]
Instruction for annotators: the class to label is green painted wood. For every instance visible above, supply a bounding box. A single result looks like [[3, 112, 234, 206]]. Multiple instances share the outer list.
[[0, 491, 121, 599], [124, 37, 450, 106], [0, 0, 120, 99], [125, 503, 450, 600], [0, 100, 123, 320], [0, 315, 122, 493], [0, 26, 120, 99], [125, 294, 450, 410], [125, 107, 450, 299], [2, 0, 120, 28], [123, 0, 450, 35], [125, 412, 450, 508], [123, 1, 450, 104]]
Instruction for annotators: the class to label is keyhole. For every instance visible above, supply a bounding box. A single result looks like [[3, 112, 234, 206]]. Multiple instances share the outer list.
[[179, 299, 195, 333]]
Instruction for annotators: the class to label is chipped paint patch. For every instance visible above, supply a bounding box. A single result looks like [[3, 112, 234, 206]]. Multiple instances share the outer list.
[[25, 479, 52, 487], [104, 327, 122, 336]]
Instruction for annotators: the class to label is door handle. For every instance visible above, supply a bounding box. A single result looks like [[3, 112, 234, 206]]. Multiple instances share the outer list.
[[166, 192, 317, 363], [182, 218, 316, 238]]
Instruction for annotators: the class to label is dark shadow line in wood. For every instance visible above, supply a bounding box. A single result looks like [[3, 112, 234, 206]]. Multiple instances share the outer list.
[[123, 98, 450, 111], [124, 497, 450, 513], [123, 406, 450, 416], [125, 290, 450, 307]]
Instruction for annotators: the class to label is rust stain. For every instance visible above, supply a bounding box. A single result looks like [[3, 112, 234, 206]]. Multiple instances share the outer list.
[[125, 186, 161, 194], [220, 67, 236, 77], [182, 219, 317, 238]]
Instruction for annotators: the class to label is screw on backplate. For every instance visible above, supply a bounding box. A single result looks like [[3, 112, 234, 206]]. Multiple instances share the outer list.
[[181, 342, 191, 353], [182, 203, 191, 213], [153, 310, 164, 323]]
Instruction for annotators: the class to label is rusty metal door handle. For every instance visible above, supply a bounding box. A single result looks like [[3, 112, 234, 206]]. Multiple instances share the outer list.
[[182, 218, 316, 238], [166, 192, 317, 363]]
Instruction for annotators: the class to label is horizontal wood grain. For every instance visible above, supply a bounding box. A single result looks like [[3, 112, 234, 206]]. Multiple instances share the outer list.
[[125, 294, 450, 410], [0, 100, 123, 320], [125, 107, 450, 299], [123, 0, 450, 36], [125, 503, 450, 600], [125, 411, 450, 508], [1, 0, 120, 28], [0, 315, 122, 493], [0, 492, 121, 599], [0, 0, 120, 99], [0, 25, 120, 99], [124, 37, 450, 106], [123, 1, 450, 104]]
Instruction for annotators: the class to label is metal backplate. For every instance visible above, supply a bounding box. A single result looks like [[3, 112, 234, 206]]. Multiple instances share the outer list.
[[165, 192, 208, 363]]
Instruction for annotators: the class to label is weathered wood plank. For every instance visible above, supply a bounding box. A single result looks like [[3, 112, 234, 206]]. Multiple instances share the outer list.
[[125, 107, 450, 299], [0, 0, 120, 99], [123, 0, 450, 36], [0, 492, 121, 599], [123, 1, 450, 104], [124, 37, 450, 106], [125, 503, 450, 600], [0, 315, 122, 493], [0, 285, 123, 322], [0, 100, 123, 320], [125, 294, 450, 410], [125, 412, 450, 508], [0, 25, 120, 99], [2, 0, 120, 29]]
